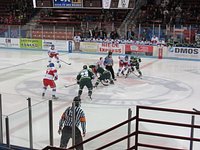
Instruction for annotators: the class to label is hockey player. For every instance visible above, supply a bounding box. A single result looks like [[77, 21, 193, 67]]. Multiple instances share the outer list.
[[48, 44, 61, 68], [96, 57, 104, 68], [42, 63, 58, 99], [76, 65, 95, 99], [117, 55, 129, 76], [126, 56, 142, 78], [89, 64, 114, 88]]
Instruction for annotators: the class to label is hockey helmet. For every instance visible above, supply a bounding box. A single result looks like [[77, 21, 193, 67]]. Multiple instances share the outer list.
[[89, 64, 96, 68], [108, 51, 112, 55], [130, 56, 135, 59], [49, 63, 55, 67], [83, 65, 87, 69], [51, 44, 55, 49]]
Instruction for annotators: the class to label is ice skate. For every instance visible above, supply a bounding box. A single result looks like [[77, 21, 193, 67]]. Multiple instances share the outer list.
[[88, 93, 92, 100], [52, 95, 59, 100], [42, 93, 45, 97], [110, 80, 114, 84]]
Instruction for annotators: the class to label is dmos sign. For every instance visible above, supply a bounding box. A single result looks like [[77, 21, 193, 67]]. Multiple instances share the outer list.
[[168, 47, 200, 59]]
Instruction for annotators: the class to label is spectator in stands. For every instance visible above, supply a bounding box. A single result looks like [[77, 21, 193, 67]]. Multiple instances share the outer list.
[[141, 29, 147, 41], [110, 29, 119, 40], [98, 28, 107, 39], [74, 33, 81, 51], [127, 28, 135, 40], [151, 35, 159, 45], [88, 28, 95, 38], [163, 8, 169, 24]]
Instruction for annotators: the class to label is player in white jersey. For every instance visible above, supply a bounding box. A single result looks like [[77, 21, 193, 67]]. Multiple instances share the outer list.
[[42, 63, 58, 99], [117, 55, 129, 76], [48, 45, 61, 68], [96, 57, 104, 68]]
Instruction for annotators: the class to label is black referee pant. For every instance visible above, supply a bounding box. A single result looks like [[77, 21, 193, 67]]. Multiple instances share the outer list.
[[105, 65, 115, 80], [60, 126, 83, 150]]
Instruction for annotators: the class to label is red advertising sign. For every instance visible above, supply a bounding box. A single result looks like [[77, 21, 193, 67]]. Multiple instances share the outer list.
[[98, 43, 124, 54], [125, 44, 153, 53]]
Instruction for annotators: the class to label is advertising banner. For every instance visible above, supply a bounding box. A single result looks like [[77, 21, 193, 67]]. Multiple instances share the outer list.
[[125, 44, 153, 56], [0, 38, 20, 48], [80, 42, 98, 52], [68, 41, 72, 53], [20, 38, 42, 49], [98, 42, 125, 54], [167, 46, 200, 59], [153, 45, 168, 57], [125, 44, 153, 52], [42, 40, 68, 51], [118, 0, 130, 8], [102, 0, 111, 9]]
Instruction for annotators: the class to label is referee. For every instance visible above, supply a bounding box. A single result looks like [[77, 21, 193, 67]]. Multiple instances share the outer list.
[[58, 96, 86, 150], [104, 51, 116, 81]]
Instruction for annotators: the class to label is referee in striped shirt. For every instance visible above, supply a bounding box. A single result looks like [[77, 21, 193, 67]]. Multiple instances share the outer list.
[[58, 96, 86, 149]]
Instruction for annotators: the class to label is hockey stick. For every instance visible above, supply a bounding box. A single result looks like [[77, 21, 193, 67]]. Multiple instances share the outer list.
[[64, 83, 77, 88], [60, 59, 71, 65], [193, 108, 200, 113], [132, 71, 142, 79]]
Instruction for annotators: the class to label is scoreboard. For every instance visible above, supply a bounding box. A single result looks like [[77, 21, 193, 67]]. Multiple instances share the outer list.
[[33, 0, 135, 9], [53, 0, 82, 7]]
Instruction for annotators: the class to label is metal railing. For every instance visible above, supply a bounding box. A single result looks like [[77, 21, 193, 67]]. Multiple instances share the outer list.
[[1, 93, 200, 149], [134, 106, 200, 150], [0, 93, 55, 149], [43, 105, 200, 150], [0, 25, 74, 40], [0, 23, 199, 44]]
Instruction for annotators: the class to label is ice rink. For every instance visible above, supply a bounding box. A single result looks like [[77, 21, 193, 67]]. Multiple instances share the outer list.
[[0, 48, 200, 149]]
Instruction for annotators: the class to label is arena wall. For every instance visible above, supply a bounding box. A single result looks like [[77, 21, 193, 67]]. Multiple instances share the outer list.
[[0, 38, 200, 61]]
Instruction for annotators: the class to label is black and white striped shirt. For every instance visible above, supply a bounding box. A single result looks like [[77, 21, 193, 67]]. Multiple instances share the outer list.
[[59, 106, 86, 133]]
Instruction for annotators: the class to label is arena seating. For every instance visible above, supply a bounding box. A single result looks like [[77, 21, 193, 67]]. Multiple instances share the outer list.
[[32, 30, 73, 40], [0, 0, 35, 25], [34, 9, 129, 27], [31, 8, 130, 40], [134, 0, 200, 26], [36, 0, 52, 7]]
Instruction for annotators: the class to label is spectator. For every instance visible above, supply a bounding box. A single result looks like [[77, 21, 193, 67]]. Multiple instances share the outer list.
[[151, 35, 159, 45], [127, 28, 135, 40], [141, 29, 147, 41], [74, 33, 81, 51], [110, 29, 119, 40], [58, 96, 86, 150]]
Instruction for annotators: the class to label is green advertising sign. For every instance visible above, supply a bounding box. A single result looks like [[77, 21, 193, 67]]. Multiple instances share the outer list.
[[20, 38, 42, 49]]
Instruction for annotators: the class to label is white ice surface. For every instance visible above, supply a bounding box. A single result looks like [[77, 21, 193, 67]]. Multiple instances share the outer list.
[[0, 48, 200, 149]]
